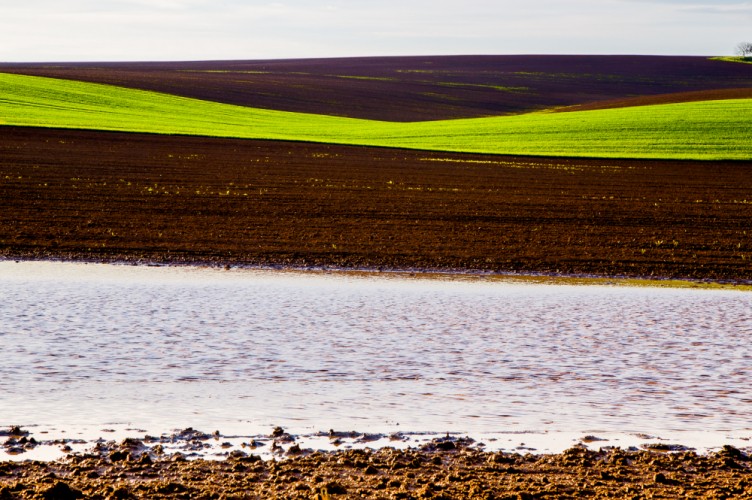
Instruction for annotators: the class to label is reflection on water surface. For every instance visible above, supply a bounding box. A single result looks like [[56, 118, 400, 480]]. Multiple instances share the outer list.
[[0, 261, 750, 458]]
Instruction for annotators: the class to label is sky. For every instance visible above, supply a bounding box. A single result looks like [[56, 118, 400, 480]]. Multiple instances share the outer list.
[[1, 0, 750, 62]]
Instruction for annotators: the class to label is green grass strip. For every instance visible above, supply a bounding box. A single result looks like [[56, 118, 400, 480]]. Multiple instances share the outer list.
[[710, 56, 752, 65], [1, 72, 751, 160]]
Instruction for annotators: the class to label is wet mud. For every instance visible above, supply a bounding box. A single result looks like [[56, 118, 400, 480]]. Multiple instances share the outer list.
[[1, 430, 750, 499], [2, 127, 751, 281]]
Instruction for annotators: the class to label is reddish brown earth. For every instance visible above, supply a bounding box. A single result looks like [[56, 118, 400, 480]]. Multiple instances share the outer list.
[[2, 126, 750, 281], [2, 55, 752, 121], [1, 442, 750, 499], [557, 87, 752, 112]]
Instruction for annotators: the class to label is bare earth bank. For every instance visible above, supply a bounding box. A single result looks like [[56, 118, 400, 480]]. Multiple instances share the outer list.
[[1, 434, 751, 499]]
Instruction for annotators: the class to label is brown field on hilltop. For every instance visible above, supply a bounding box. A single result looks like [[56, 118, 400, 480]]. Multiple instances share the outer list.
[[2, 55, 752, 121], [557, 87, 752, 112], [2, 127, 750, 281]]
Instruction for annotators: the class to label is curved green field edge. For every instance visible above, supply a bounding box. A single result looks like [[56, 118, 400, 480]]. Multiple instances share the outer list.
[[711, 56, 752, 65], [1, 72, 751, 160]]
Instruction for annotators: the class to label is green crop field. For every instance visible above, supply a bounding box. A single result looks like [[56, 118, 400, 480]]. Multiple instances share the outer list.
[[1, 72, 751, 160]]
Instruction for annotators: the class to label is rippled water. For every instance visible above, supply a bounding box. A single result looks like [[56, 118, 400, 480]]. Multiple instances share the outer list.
[[1, 261, 750, 457]]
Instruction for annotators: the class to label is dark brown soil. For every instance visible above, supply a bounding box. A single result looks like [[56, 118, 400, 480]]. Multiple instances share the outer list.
[[2, 126, 750, 281], [1, 444, 750, 499], [558, 87, 752, 113], [2, 55, 751, 121]]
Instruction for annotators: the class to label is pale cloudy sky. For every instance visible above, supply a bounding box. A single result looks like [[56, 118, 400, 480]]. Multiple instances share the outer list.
[[1, 0, 750, 62]]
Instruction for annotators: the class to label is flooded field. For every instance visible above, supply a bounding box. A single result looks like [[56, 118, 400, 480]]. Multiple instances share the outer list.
[[0, 261, 750, 460]]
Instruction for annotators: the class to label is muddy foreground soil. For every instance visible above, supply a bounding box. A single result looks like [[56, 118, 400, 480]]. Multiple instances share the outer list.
[[1, 438, 751, 499], [1, 126, 751, 281]]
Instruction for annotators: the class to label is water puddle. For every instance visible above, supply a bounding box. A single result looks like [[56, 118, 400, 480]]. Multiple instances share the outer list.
[[1, 261, 750, 460]]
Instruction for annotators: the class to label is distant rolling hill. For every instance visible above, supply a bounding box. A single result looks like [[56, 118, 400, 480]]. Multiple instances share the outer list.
[[2, 55, 751, 121]]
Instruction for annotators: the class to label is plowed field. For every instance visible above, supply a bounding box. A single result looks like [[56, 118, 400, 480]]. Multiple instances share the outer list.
[[2, 127, 749, 281]]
